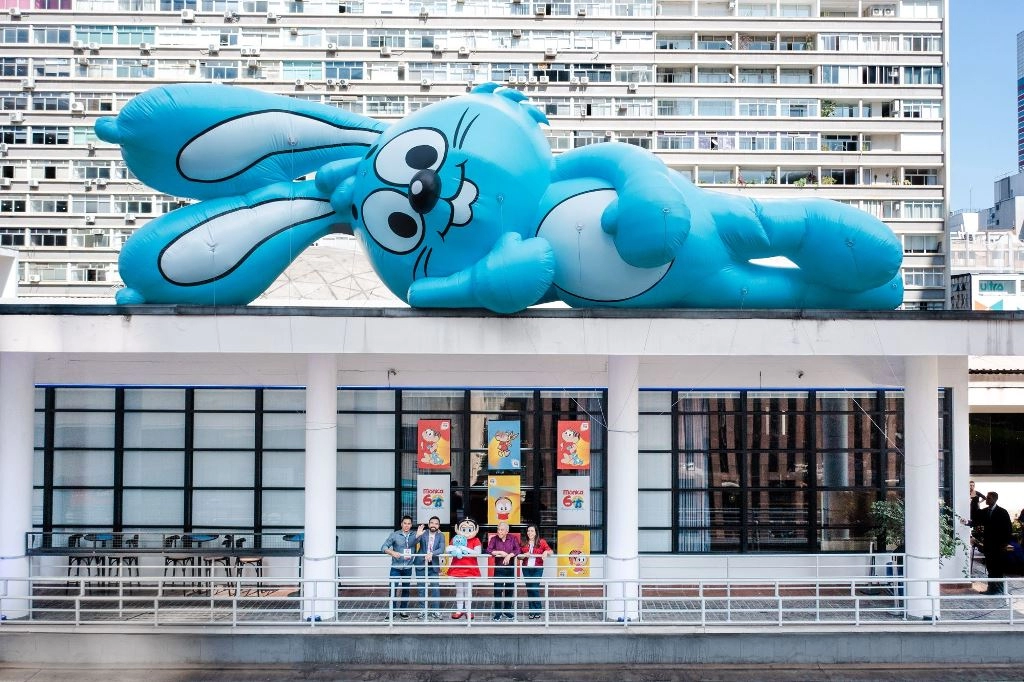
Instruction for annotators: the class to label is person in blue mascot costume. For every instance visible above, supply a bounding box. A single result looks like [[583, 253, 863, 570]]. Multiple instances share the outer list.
[[98, 82, 904, 312]]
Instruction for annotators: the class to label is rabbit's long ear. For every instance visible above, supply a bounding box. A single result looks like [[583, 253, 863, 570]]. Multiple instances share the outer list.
[[116, 179, 347, 306], [96, 84, 386, 201]]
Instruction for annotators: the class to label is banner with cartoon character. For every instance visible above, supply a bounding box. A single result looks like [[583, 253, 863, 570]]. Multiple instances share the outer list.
[[487, 420, 521, 470], [556, 530, 590, 578], [417, 419, 451, 470], [416, 474, 450, 524], [557, 420, 591, 470], [556, 475, 590, 525], [487, 475, 521, 525]]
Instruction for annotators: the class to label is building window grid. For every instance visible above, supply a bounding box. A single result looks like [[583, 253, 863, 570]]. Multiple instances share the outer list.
[[638, 389, 949, 554]]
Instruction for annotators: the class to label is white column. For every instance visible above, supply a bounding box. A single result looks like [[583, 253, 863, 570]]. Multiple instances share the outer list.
[[605, 355, 639, 621], [940, 356, 970, 580], [904, 356, 940, 619], [0, 353, 34, 619], [303, 354, 338, 621]]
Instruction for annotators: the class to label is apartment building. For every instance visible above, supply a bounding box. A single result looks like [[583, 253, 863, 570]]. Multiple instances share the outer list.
[[0, 0, 948, 307]]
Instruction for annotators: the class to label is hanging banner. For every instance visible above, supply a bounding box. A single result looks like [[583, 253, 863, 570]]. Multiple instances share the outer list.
[[416, 474, 450, 524], [487, 419, 521, 470], [417, 419, 451, 469], [557, 420, 591, 470], [556, 475, 590, 525], [487, 474, 521, 525], [556, 530, 591, 578]]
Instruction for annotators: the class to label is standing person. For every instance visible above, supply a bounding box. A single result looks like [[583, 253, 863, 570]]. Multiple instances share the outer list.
[[517, 524, 553, 619], [417, 515, 446, 620], [446, 517, 482, 620], [486, 521, 520, 621], [978, 491, 1013, 595], [381, 515, 417, 619], [969, 480, 986, 526]]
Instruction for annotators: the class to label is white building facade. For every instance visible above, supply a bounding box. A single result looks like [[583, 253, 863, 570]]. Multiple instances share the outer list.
[[0, 0, 948, 307]]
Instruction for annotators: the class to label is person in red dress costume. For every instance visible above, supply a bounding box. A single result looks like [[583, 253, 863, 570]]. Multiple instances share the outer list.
[[446, 517, 482, 619]]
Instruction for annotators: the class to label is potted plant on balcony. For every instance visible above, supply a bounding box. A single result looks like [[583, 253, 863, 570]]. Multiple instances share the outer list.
[[868, 499, 969, 573]]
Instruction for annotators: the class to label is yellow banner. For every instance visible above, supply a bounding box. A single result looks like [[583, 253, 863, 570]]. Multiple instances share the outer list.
[[556, 530, 590, 578], [487, 475, 521, 525]]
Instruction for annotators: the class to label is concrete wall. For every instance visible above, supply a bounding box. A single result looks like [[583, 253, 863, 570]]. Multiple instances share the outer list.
[[0, 629, 1020, 665]]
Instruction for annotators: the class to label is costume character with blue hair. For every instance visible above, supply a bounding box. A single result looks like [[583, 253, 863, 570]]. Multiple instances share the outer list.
[[98, 83, 903, 311]]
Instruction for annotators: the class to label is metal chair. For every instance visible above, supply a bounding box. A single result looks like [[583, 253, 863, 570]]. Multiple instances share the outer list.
[[234, 537, 265, 595], [66, 533, 93, 578], [162, 534, 194, 584], [108, 533, 140, 585]]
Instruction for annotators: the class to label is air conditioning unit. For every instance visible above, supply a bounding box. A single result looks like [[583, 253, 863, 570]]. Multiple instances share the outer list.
[[576, 6, 586, 15], [72, 40, 85, 50], [511, 29, 523, 38], [534, 5, 545, 14], [124, 213, 136, 223], [326, 42, 337, 51], [10, 112, 24, 124], [84, 179, 95, 189], [544, 47, 557, 57], [188, 59, 198, 67], [380, 45, 392, 56], [294, 78, 305, 87], [290, 26, 299, 35], [92, 229, 105, 236], [337, 78, 349, 88], [71, 102, 85, 113], [604, 130, 613, 138], [240, 47, 261, 57], [870, 6, 883, 15], [431, 44, 443, 54], [420, 78, 431, 87], [139, 58, 150, 66], [139, 42, 151, 52], [618, 102, 627, 111], [627, 82, 638, 92], [208, 43, 219, 54], [8, 7, 21, 16], [325, 78, 336, 86], [86, 142, 95, 152], [85, 214, 96, 224], [0, 143, 8, 155], [458, 46, 469, 56], [88, 42, 99, 51], [223, 9, 238, 20], [28, 275, 40, 283], [245, 59, 259, 69], [266, 11, 278, 21], [20, 78, 35, 90], [465, 78, 475, 88], [538, 75, 549, 84], [883, 6, 895, 15], [0, 178, 10, 189], [528, 76, 537, 84], [180, 8, 195, 22], [570, 76, 580, 84], [77, 56, 90, 66], [28, 179, 38, 188], [418, 5, 428, 16], [580, 76, 589, 85], [613, 31, 622, 40]]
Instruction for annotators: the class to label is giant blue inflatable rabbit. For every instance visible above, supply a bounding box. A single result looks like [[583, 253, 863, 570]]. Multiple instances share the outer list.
[[97, 83, 903, 312]]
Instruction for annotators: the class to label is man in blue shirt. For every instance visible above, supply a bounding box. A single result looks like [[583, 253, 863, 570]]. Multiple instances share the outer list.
[[381, 515, 417, 619]]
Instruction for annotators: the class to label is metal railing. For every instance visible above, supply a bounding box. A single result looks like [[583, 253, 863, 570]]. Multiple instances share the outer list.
[[1, 551, 1020, 627]]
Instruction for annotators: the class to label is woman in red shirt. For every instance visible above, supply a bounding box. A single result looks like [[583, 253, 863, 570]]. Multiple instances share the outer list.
[[517, 524, 553, 619], [446, 517, 482, 619]]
